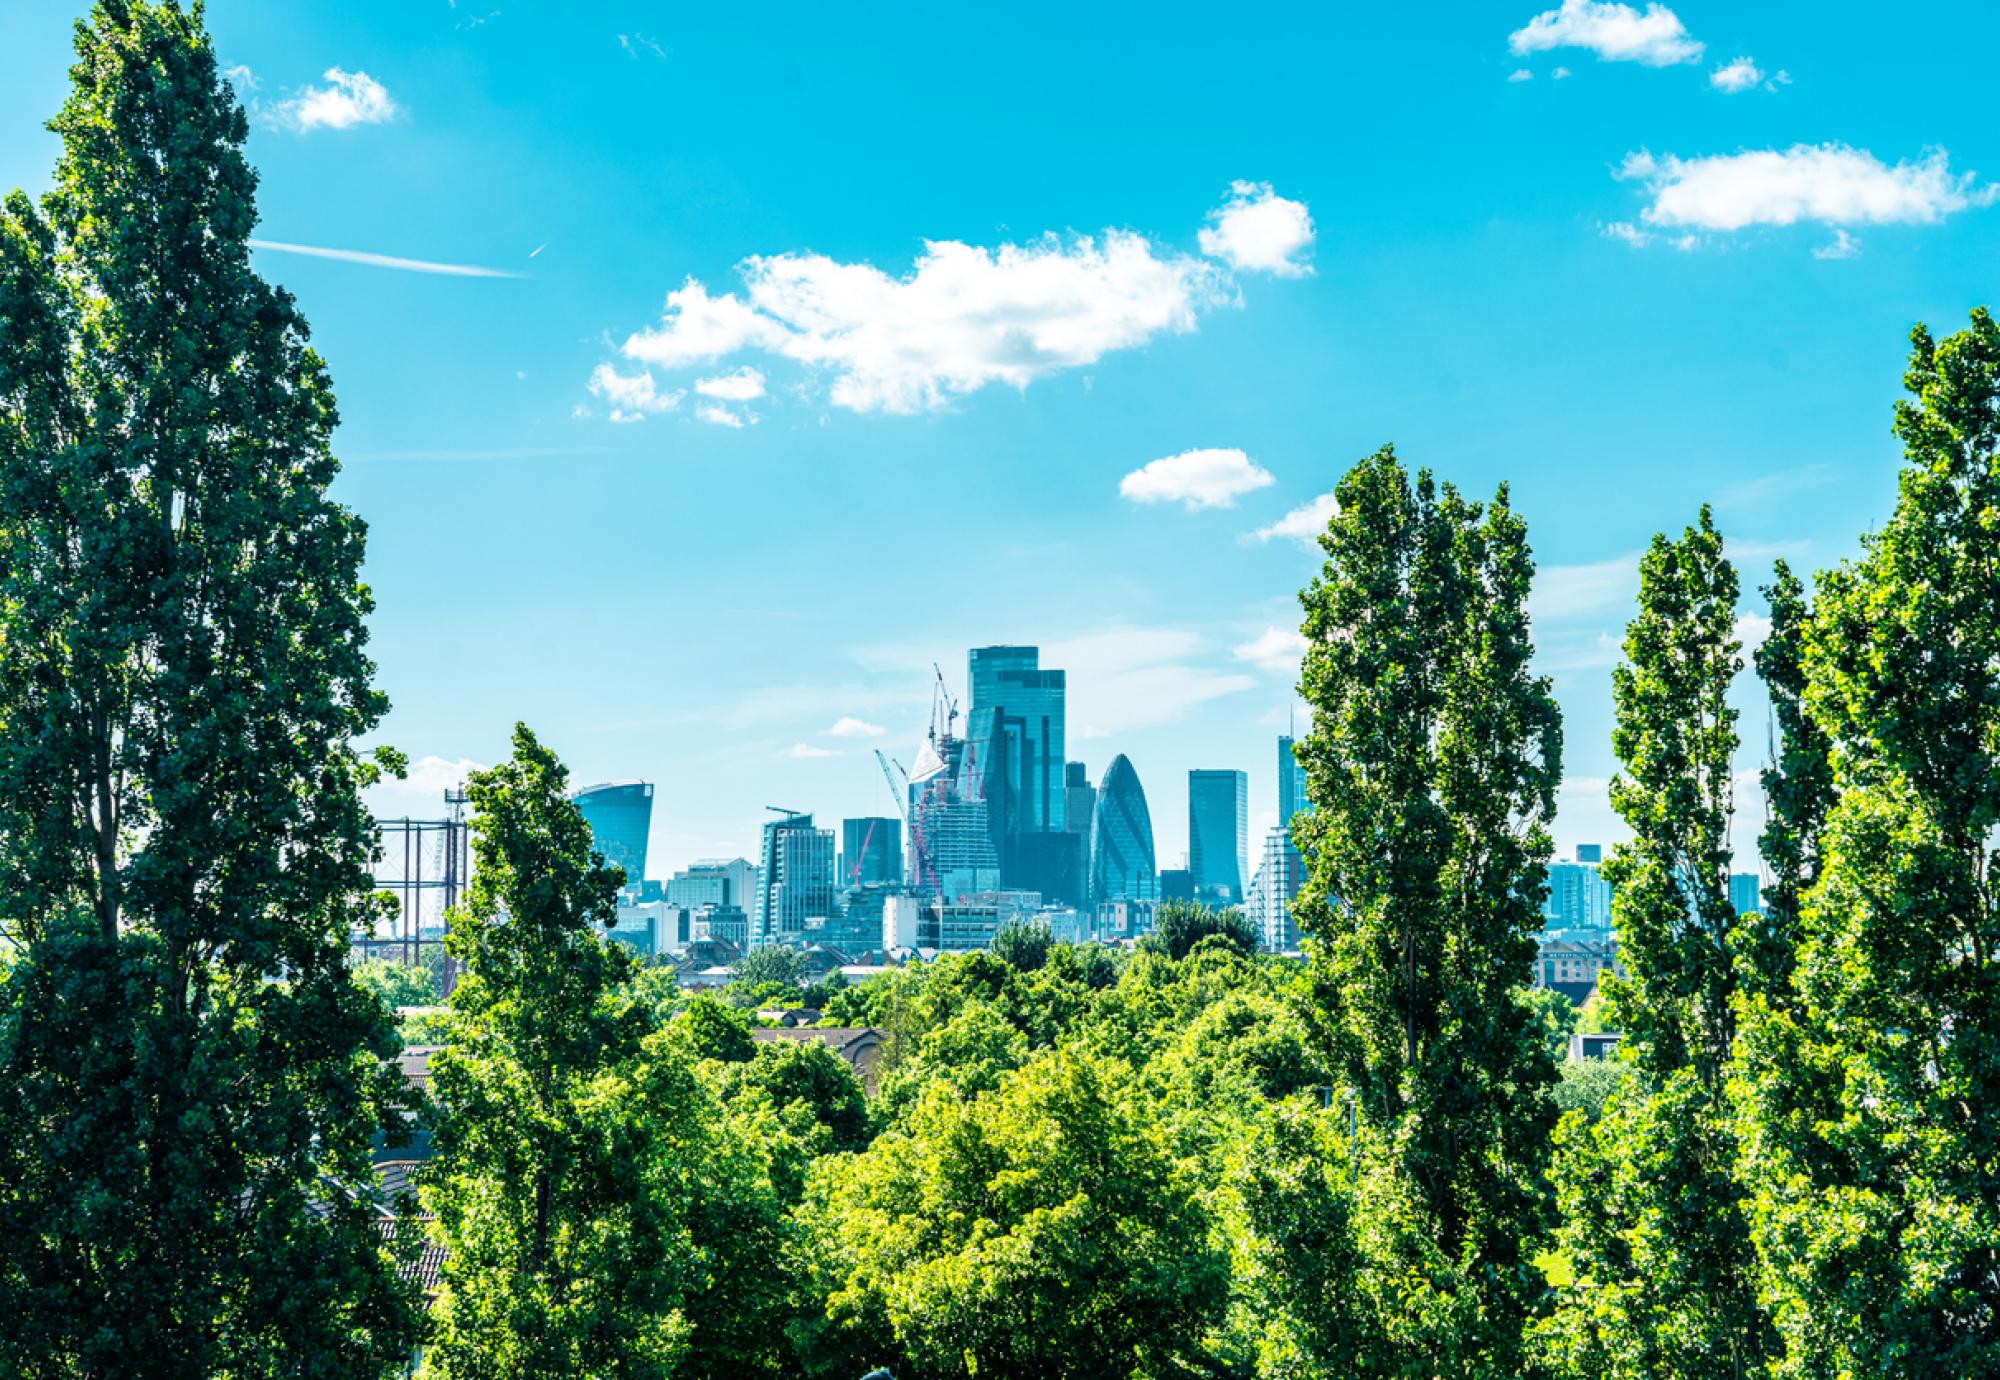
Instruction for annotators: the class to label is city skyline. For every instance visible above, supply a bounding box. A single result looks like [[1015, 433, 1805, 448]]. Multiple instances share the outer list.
[[7, 2, 1993, 880]]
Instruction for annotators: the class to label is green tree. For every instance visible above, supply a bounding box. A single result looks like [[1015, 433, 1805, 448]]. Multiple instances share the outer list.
[[1540, 508, 1771, 1378], [0, 6, 420, 1373], [356, 959, 441, 1011], [1519, 985, 1581, 1062], [1149, 897, 1258, 960], [990, 917, 1054, 971], [1739, 559, 1834, 998], [1292, 445, 1563, 1372], [421, 726, 692, 1378], [1733, 310, 2000, 1374], [733, 944, 808, 991], [798, 1049, 1227, 1379]]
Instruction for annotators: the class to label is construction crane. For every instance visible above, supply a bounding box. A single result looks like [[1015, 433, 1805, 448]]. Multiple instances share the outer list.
[[847, 818, 877, 886], [874, 751, 910, 822], [765, 805, 805, 818]]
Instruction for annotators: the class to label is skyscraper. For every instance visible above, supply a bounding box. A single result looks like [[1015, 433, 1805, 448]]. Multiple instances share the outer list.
[[909, 725, 1002, 903], [1245, 826, 1305, 951], [1063, 761, 1096, 904], [1188, 769, 1248, 906], [754, 812, 835, 949], [570, 781, 653, 889], [1544, 845, 1612, 933], [1278, 734, 1311, 830], [840, 817, 903, 888], [966, 645, 1077, 902], [1729, 871, 1761, 918], [1089, 754, 1157, 904]]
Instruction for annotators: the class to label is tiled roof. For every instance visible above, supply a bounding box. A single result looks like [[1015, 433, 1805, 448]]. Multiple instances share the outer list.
[[376, 1217, 447, 1297]]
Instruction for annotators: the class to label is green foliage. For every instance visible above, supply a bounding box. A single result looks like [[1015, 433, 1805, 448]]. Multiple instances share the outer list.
[[1292, 445, 1562, 1371], [988, 917, 1053, 971], [1740, 560, 1834, 998], [797, 1049, 1227, 1379], [355, 960, 440, 1011], [421, 726, 690, 1378], [714, 1037, 872, 1156], [1551, 1056, 1630, 1125], [1519, 985, 1581, 1062], [0, 6, 419, 1372], [668, 993, 758, 1064], [1731, 310, 2000, 1374], [1149, 897, 1259, 960], [1540, 507, 1771, 1375], [732, 945, 808, 992]]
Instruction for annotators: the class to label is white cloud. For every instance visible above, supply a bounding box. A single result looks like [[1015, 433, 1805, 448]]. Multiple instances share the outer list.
[[1042, 626, 1255, 737], [1120, 448, 1275, 510], [1735, 612, 1773, 651], [1508, 68, 1535, 82], [1553, 65, 1573, 79], [787, 743, 840, 759], [623, 280, 789, 368], [618, 33, 667, 60], [1246, 491, 1338, 546], [695, 403, 749, 428], [1709, 56, 1763, 92], [1509, 0, 1702, 66], [272, 67, 398, 132], [1530, 553, 1641, 623], [827, 717, 888, 739], [694, 366, 767, 401], [588, 364, 682, 422], [1619, 144, 1997, 233], [1197, 181, 1316, 277], [1234, 626, 1309, 676], [1814, 229, 1860, 259], [618, 234, 1219, 415], [364, 753, 487, 818], [600, 187, 1328, 417], [1602, 220, 1652, 247], [248, 239, 522, 278], [224, 63, 260, 93]]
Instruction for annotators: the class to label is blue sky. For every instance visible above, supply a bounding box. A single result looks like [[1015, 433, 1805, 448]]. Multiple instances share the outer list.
[[4, 0, 1997, 878]]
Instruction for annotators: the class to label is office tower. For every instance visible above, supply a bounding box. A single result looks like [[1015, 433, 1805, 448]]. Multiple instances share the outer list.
[[1245, 825, 1305, 951], [753, 812, 836, 949], [909, 724, 1002, 902], [1544, 845, 1612, 932], [841, 817, 903, 888], [1158, 868, 1194, 903], [966, 645, 1078, 901], [1064, 762, 1095, 903], [1089, 754, 1158, 904], [1188, 769, 1248, 905], [570, 781, 653, 889], [1278, 734, 1311, 830], [1729, 871, 1761, 918], [665, 857, 759, 911]]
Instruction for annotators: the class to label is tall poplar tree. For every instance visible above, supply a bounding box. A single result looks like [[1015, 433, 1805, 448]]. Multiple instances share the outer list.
[[1734, 309, 2000, 1374], [0, 4, 419, 1375], [1538, 509, 1773, 1378], [1292, 445, 1563, 1373], [1738, 560, 1834, 998], [422, 725, 696, 1378]]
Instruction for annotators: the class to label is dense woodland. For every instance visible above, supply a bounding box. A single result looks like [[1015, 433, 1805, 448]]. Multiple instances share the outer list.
[[4, 5, 2000, 1378]]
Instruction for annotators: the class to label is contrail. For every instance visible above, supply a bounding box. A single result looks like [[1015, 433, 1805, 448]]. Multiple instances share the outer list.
[[249, 238, 524, 279]]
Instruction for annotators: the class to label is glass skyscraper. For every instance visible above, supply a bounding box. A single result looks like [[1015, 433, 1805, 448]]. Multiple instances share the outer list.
[[1278, 735, 1311, 830], [570, 781, 654, 889], [966, 645, 1078, 902], [1188, 769, 1248, 906], [1089, 754, 1158, 904], [754, 812, 836, 949], [841, 816, 903, 888]]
